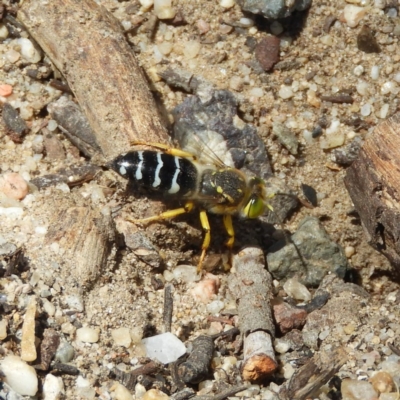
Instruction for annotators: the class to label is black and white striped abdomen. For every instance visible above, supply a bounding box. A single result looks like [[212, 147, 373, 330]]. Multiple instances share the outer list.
[[111, 151, 198, 196]]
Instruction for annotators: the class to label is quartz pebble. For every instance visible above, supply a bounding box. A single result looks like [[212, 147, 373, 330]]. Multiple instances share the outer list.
[[76, 327, 100, 343], [0, 172, 29, 200], [278, 85, 294, 99], [0, 319, 7, 340], [112, 382, 134, 400], [17, 38, 42, 63], [369, 371, 394, 393], [220, 0, 235, 8], [343, 5, 367, 27], [21, 297, 37, 362], [172, 265, 198, 283], [0, 355, 38, 396], [43, 374, 64, 400], [341, 379, 378, 400], [111, 327, 132, 348], [143, 388, 170, 400], [283, 278, 311, 301], [0, 23, 9, 40], [142, 332, 186, 364], [139, 0, 154, 11], [154, 0, 176, 20], [76, 376, 96, 399], [183, 40, 201, 59]]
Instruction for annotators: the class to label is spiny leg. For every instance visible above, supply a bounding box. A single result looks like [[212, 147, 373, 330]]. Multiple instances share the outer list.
[[131, 141, 197, 160], [127, 201, 194, 224], [197, 210, 211, 273]]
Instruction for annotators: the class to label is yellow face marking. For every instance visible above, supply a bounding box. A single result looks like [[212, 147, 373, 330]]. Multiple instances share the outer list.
[[216, 186, 223, 194]]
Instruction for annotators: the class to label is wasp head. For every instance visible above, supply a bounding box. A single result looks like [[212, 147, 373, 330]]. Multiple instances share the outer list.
[[240, 177, 273, 219]]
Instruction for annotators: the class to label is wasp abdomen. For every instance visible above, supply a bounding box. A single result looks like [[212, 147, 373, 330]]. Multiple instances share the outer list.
[[111, 151, 198, 196]]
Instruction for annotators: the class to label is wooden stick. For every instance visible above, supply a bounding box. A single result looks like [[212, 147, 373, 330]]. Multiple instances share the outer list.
[[228, 247, 277, 381], [345, 112, 400, 269], [18, 0, 169, 161]]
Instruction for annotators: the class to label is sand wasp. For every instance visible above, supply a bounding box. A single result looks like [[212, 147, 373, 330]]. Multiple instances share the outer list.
[[111, 140, 274, 271]]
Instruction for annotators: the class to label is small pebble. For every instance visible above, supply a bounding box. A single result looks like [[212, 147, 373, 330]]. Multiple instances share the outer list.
[[343, 5, 367, 28], [360, 103, 372, 116], [379, 104, 389, 119], [43, 374, 64, 400], [274, 338, 290, 354], [21, 297, 37, 362], [270, 21, 283, 35], [55, 342, 75, 363], [143, 388, 170, 400], [141, 332, 186, 364], [197, 19, 210, 34], [220, 0, 235, 8], [0, 23, 9, 40], [154, 0, 176, 19], [369, 371, 394, 393], [191, 273, 220, 303], [139, 0, 154, 11], [76, 327, 100, 343], [341, 379, 378, 400], [111, 327, 132, 348], [0, 84, 13, 97], [183, 40, 201, 59], [206, 300, 225, 314], [47, 119, 58, 132], [112, 383, 134, 400], [0, 172, 29, 200], [357, 25, 380, 53], [345, 246, 355, 258], [283, 278, 311, 301], [229, 76, 244, 91], [371, 65, 380, 80], [255, 36, 280, 72], [0, 319, 7, 340], [17, 38, 42, 63], [172, 265, 198, 283], [278, 86, 294, 99], [0, 355, 38, 396]]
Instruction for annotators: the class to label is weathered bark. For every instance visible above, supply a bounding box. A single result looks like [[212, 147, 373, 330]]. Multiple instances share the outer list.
[[18, 0, 169, 161], [345, 113, 400, 270], [44, 207, 115, 287], [228, 247, 277, 381]]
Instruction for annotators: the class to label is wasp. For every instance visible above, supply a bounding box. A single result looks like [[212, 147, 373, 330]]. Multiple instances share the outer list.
[[111, 141, 273, 272]]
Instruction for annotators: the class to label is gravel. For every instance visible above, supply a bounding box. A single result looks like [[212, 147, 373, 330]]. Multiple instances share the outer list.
[[1, 0, 400, 399]]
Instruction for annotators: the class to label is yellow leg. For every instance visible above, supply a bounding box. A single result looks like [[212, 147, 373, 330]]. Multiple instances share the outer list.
[[197, 210, 211, 273], [223, 214, 235, 249], [127, 201, 194, 224], [131, 141, 197, 160]]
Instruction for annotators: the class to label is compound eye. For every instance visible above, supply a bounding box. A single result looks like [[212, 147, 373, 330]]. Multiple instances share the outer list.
[[244, 197, 265, 218]]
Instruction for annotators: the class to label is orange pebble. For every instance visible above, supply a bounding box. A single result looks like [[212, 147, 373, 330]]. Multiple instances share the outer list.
[[0, 84, 13, 97]]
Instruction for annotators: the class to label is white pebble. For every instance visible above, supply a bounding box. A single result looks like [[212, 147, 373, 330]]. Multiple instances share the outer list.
[[370, 65, 380, 80], [220, 0, 235, 8], [341, 379, 378, 400], [206, 300, 225, 314], [139, 0, 154, 11], [353, 65, 364, 76], [17, 38, 42, 63], [345, 246, 356, 258], [282, 362, 295, 379], [0, 319, 7, 340], [381, 81, 399, 95], [343, 5, 367, 27], [43, 374, 64, 400], [173, 265, 198, 282], [278, 86, 294, 99], [154, 0, 176, 19], [76, 327, 100, 343], [111, 327, 132, 348], [239, 17, 254, 27], [47, 120, 58, 131], [374, 0, 386, 8], [326, 119, 340, 134], [113, 383, 134, 400], [42, 298, 56, 316], [157, 42, 173, 56], [274, 338, 290, 354], [141, 332, 186, 364], [0, 23, 9, 40], [283, 278, 311, 301], [143, 389, 170, 400], [0, 355, 38, 396], [356, 80, 370, 96], [379, 103, 390, 119], [360, 103, 372, 116], [0, 172, 29, 200], [393, 73, 400, 83], [249, 87, 264, 97], [183, 40, 201, 59]]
